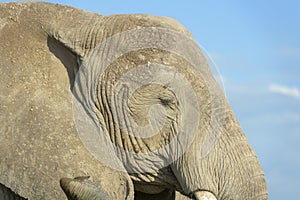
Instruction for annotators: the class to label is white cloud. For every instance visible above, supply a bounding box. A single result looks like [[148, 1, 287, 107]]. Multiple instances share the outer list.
[[269, 84, 300, 99]]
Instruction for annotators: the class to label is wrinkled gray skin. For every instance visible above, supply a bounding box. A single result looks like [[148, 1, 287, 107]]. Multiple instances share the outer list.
[[0, 2, 268, 200]]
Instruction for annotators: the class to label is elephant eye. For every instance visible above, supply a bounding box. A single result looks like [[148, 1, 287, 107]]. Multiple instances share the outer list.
[[159, 97, 173, 106]]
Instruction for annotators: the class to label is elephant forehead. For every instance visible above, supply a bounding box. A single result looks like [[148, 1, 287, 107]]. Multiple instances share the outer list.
[[106, 14, 193, 38]]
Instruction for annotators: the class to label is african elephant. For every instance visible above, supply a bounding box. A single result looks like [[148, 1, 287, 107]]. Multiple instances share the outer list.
[[0, 2, 268, 200]]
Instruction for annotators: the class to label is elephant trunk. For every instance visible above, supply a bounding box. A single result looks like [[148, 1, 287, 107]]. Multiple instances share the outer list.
[[60, 176, 113, 200], [217, 141, 268, 199], [170, 104, 268, 200], [216, 116, 268, 200], [239, 174, 268, 200]]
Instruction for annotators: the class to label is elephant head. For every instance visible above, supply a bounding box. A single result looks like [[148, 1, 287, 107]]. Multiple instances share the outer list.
[[55, 13, 267, 200], [0, 2, 267, 199]]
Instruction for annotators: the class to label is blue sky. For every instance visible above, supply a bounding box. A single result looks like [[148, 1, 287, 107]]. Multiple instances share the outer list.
[[2, 0, 300, 199]]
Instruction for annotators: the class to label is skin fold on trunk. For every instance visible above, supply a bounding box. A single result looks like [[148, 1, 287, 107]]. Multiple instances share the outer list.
[[171, 101, 268, 199], [60, 176, 113, 200]]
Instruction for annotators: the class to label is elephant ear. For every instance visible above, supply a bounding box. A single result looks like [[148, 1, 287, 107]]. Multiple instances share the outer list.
[[60, 176, 113, 200]]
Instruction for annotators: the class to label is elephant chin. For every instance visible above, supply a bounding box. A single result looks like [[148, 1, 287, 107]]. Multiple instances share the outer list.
[[193, 191, 217, 200]]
